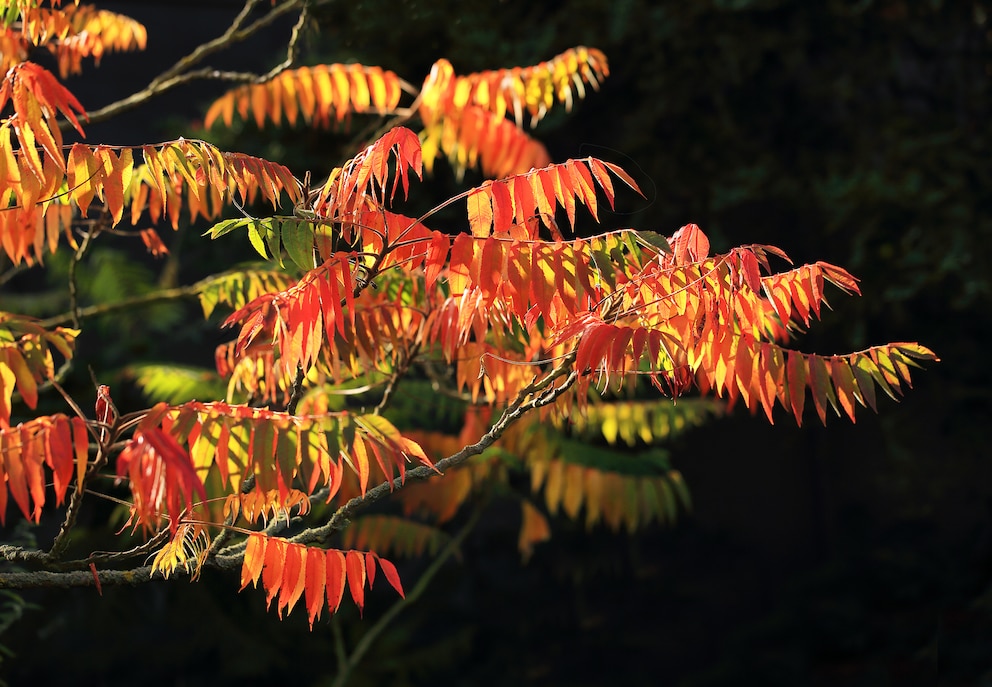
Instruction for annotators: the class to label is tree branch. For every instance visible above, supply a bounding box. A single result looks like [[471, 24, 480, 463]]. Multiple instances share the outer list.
[[77, 0, 316, 127], [38, 283, 202, 329], [292, 356, 577, 548]]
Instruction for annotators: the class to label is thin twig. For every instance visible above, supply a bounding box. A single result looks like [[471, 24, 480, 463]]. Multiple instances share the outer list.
[[331, 504, 484, 687], [0, 263, 28, 286], [285, 365, 307, 415], [373, 342, 420, 416], [67, 227, 97, 330], [77, 0, 322, 127], [331, 615, 348, 670], [293, 355, 577, 548]]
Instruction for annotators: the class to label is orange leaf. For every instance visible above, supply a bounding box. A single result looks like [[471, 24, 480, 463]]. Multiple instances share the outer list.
[[519, 500, 551, 562], [305, 546, 327, 629], [830, 357, 859, 422], [277, 543, 307, 618], [240, 532, 266, 590], [139, 228, 169, 257], [262, 537, 287, 609]]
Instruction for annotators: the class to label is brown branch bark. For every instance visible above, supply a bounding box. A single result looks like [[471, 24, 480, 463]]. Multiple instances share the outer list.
[[72, 0, 321, 127]]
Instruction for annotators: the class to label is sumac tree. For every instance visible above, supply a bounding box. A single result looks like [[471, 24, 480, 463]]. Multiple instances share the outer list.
[[0, 0, 935, 669]]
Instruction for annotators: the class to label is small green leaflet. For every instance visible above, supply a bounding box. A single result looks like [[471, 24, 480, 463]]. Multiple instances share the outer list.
[[205, 216, 318, 270], [634, 230, 671, 254]]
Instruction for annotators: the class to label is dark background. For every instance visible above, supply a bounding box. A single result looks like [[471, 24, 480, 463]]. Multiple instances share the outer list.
[[2, 1, 990, 685]]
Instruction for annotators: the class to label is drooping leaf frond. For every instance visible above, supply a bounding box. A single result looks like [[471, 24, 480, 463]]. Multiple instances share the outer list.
[[341, 514, 452, 559], [115, 404, 208, 535], [418, 47, 609, 130], [552, 397, 722, 446], [0, 412, 88, 523], [512, 425, 692, 532], [204, 64, 405, 130], [125, 363, 227, 405], [420, 104, 551, 180], [149, 521, 211, 580], [159, 401, 434, 500], [240, 533, 404, 626], [0, 137, 301, 264], [223, 487, 311, 526], [10, 4, 147, 77]]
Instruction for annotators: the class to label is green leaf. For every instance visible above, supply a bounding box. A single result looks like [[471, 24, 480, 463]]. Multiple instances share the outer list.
[[204, 217, 248, 239], [283, 219, 315, 271], [247, 220, 269, 260], [634, 230, 671, 254]]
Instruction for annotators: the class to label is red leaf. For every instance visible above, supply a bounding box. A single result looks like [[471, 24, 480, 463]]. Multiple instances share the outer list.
[[365, 550, 377, 589], [668, 224, 709, 265], [346, 550, 367, 615], [325, 549, 347, 613], [490, 180, 513, 236], [89, 563, 102, 596], [376, 555, 405, 598]]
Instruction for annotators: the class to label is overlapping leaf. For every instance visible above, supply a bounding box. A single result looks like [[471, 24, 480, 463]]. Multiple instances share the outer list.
[[9, 4, 147, 77], [115, 404, 208, 534], [420, 103, 551, 180], [221, 252, 427, 379], [462, 157, 642, 236], [0, 138, 300, 264], [157, 401, 433, 501], [0, 312, 77, 426], [0, 61, 85, 180], [240, 533, 404, 627], [149, 521, 211, 580], [310, 126, 423, 223], [0, 412, 88, 523]]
